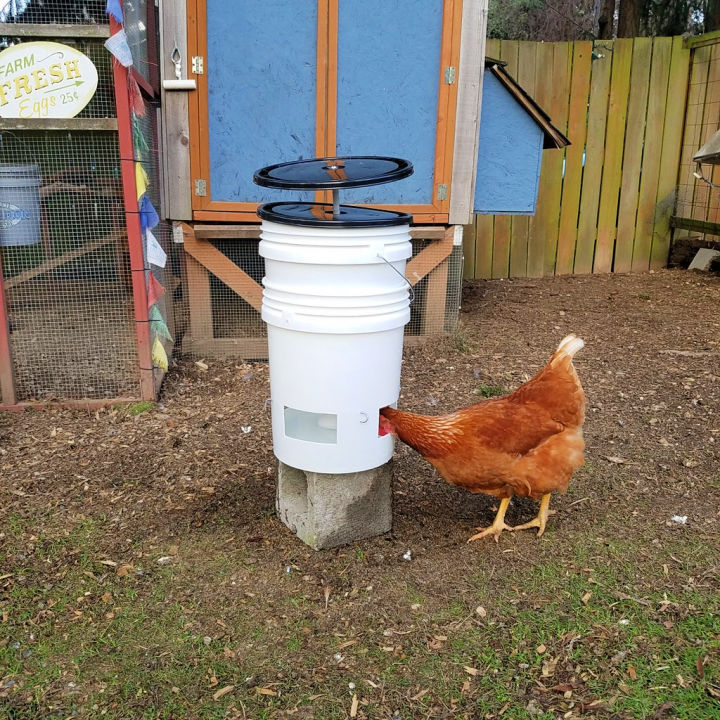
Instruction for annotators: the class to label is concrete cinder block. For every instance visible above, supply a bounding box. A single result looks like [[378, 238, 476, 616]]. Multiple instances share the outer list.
[[276, 460, 393, 550], [688, 248, 720, 271]]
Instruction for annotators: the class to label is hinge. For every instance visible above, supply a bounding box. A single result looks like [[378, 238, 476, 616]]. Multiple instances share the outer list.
[[191, 56, 204, 74], [437, 184, 448, 201], [194, 179, 207, 196], [444, 66, 456, 84]]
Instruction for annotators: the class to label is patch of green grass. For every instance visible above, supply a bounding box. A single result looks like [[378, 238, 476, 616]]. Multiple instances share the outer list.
[[476, 384, 506, 398]]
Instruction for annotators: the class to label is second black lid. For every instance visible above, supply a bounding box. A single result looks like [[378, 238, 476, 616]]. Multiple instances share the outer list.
[[254, 156, 413, 190]]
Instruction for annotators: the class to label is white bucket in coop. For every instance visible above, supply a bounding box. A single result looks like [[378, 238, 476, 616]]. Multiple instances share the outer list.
[[259, 217, 412, 474]]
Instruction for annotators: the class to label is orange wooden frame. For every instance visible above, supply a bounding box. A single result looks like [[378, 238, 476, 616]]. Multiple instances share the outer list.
[[186, 0, 462, 224]]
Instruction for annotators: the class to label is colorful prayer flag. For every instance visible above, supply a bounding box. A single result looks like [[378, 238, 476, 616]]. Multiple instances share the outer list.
[[150, 305, 173, 342], [135, 162, 149, 200], [146, 228, 167, 268], [139, 195, 159, 231], [105, 0, 124, 23], [152, 336, 169, 371], [147, 270, 165, 309], [104, 29, 133, 68]]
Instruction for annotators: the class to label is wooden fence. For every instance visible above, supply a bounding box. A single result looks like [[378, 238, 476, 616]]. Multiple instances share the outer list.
[[464, 36, 692, 278]]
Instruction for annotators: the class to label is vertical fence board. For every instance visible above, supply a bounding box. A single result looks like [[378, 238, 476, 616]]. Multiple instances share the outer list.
[[509, 41, 536, 277], [574, 42, 612, 274], [632, 37, 672, 271], [492, 215, 511, 278], [556, 41, 592, 274], [462, 220, 477, 279], [594, 39, 633, 273], [527, 42, 564, 277], [473, 214, 494, 278], [651, 37, 691, 267], [614, 38, 652, 273]]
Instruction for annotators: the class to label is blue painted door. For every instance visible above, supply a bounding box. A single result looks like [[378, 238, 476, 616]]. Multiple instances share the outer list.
[[193, 0, 455, 220], [204, 0, 318, 206], [335, 0, 444, 206]]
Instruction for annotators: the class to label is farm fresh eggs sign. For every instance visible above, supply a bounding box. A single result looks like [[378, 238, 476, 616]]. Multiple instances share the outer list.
[[0, 41, 98, 118]]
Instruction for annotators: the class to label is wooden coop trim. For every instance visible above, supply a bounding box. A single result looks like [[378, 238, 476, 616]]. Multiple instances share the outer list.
[[112, 17, 156, 402], [0, 251, 16, 406], [0, 23, 111, 38], [0, 118, 118, 131], [160, 0, 192, 220], [0, 397, 141, 413], [178, 223, 456, 359], [450, 0, 488, 226]]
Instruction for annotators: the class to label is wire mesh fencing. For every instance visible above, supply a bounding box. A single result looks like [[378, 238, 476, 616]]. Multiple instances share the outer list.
[[176, 229, 463, 361], [0, 129, 139, 402], [0, 1, 107, 25], [675, 41, 720, 237]]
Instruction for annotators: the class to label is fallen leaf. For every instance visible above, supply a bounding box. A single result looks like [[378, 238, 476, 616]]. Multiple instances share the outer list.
[[116, 564, 133, 577], [461, 680, 471, 693], [195, 360, 209, 371], [536, 644, 547, 654], [256, 687, 277, 696], [463, 666, 479, 676], [542, 657, 559, 677], [581, 591, 592, 605], [99, 560, 117, 567], [696, 656, 705, 679], [411, 688, 430, 701], [605, 455, 627, 464], [628, 665, 637, 681], [209, 676, 219, 687], [350, 694, 358, 718], [101, 592, 112, 603], [223, 647, 237, 660], [475, 605, 487, 618], [212, 685, 234, 700]]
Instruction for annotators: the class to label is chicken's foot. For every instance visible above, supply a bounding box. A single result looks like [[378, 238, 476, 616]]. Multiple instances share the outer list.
[[513, 493, 555, 537], [467, 497, 513, 543]]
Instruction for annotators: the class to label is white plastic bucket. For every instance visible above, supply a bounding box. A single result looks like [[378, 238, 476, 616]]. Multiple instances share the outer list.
[[0, 164, 41, 247], [259, 218, 411, 474]]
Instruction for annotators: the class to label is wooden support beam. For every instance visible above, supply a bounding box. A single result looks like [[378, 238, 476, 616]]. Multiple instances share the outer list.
[[670, 216, 720, 236], [0, 23, 111, 38], [3, 234, 120, 290], [181, 223, 263, 312], [405, 227, 455, 286], [181, 336, 268, 359], [0, 118, 118, 131], [185, 255, 213, 340]]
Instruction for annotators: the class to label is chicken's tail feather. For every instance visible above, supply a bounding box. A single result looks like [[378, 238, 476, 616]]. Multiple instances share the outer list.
[[556, 334, 584, 359]]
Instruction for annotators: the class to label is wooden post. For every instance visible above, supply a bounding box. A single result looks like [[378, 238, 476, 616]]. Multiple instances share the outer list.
[[159, 0, 193, 219], [0, 251, 17, 405], [111, 17, 155, 401]]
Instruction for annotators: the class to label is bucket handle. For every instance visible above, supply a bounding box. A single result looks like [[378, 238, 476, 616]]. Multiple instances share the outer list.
[[376, 252, 414, 305]]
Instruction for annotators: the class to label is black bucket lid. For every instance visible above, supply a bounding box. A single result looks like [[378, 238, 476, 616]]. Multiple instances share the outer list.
[[254, 156, 413, 190], [258, 202, 411, 228]]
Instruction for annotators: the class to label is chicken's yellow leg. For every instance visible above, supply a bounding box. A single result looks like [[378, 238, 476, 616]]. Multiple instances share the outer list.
[[467, 497, 513, 543], [512, 493, 554, 537]]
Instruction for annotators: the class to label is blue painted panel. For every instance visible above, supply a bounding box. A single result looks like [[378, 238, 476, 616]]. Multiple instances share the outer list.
[[206, 0, 317, 203], [474, 71, 544, 214], [335, 0, 443, 205]]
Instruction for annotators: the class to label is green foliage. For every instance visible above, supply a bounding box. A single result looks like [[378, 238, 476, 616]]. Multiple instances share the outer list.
[[476, 384, 506, 398]]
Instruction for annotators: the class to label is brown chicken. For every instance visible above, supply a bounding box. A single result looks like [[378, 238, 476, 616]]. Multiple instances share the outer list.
[[379, 335, 586, 541]]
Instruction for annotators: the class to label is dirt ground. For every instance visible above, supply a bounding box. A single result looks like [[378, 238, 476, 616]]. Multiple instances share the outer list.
[[1, 268, 719, 719]]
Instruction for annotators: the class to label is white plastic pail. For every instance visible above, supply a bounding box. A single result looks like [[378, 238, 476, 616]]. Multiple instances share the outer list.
[[259, 218, 412, 474]]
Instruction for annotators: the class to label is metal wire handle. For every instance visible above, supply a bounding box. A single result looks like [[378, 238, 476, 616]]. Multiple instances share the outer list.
[[376, 252, 415, 304]]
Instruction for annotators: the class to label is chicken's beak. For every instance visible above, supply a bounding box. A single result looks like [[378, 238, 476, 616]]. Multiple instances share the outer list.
[[378, 415, 395, 437]]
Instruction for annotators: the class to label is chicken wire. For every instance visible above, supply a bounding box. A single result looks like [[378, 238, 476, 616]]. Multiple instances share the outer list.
[[0, 130, 139, 401], [675, 44, 720, 237], [0, 1, 107, 25], [178, 234, 463, 359]]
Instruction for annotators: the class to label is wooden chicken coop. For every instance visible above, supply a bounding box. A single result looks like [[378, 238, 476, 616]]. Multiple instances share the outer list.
[[159, 0, 568, 359]]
